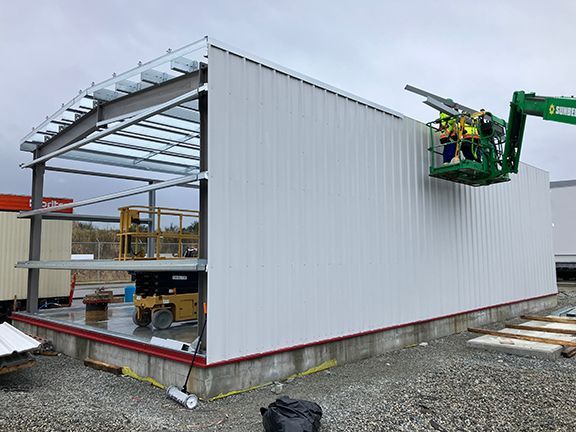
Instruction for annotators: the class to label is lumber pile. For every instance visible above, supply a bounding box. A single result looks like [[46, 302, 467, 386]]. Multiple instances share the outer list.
[[467, 315, 576, 359]]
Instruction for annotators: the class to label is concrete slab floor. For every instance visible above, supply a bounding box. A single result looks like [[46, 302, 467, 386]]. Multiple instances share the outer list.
[[30, 303, 198, 345]]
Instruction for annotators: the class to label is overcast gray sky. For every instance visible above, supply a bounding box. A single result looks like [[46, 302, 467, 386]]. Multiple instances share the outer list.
[[1, 0, 574, 215]]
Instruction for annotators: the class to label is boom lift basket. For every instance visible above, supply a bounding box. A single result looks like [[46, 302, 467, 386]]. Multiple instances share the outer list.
[[427, 113, 510, 187]]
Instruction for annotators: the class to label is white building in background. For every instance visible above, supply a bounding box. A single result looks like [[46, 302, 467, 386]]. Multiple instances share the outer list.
[[551, 180, 576, 278], [0, 194, 71, 317]]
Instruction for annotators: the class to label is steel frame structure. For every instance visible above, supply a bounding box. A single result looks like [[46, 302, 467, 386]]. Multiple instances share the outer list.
[[19, 39, 210, 315]]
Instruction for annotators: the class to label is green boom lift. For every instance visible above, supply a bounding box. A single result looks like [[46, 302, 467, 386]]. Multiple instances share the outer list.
[[405, 85, 576, 186]]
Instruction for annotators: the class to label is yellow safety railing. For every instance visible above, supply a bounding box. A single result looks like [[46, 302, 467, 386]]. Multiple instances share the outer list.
[[117, 206, 199, 261]]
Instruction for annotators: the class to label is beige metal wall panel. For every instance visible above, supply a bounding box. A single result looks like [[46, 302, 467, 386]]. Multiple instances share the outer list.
[[206, 43, 556, 364], [550, 183, 576, 260], [0, 212, 71, 302]]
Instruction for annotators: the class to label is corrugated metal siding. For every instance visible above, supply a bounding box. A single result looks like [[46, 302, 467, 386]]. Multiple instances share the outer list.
[[0, 322, 40, 357], [206, 44, 557, 364], [0, 212, 71, 301]]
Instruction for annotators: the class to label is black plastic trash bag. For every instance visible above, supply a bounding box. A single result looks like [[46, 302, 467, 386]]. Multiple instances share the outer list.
[[261, 396, 322, 432]]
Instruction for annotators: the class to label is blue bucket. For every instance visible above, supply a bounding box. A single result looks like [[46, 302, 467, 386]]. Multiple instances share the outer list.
[[124, 285, 136, 303]]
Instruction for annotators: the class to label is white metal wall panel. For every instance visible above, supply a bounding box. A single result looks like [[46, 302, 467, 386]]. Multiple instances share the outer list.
[[550, 184, 576, 259], [206, 44, 556, 364], [0, 212, 71, 301], [0, 322, 41, 356]]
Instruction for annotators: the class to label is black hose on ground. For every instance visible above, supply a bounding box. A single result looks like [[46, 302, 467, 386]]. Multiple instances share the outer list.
[[182, 310, 207, 392]]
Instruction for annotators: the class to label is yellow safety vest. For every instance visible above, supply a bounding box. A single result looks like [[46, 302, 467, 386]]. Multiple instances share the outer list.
[[439, 113, 455, 136], [464, 125, 479, 137]]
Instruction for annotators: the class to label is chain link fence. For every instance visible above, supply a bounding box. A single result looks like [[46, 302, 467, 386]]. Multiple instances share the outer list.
[[71, 241, 196, 283]]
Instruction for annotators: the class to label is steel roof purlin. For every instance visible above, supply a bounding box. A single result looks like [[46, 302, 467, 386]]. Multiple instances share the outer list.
[[20, 37, 209, 175], [21, 85, 207, 169], [21, 37, 207, 145]]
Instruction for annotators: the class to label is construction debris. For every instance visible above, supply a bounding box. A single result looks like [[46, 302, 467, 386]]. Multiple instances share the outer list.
[[84, 358, 123, 375], [31, 335, 57, 356], [0, 322, 41, 375], [83, 288, 116, 321], [467, 315, 576, 359], [270, 382, 284, 394]]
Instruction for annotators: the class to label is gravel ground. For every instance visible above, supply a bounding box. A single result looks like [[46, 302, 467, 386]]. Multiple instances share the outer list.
[[2, 286, 576, 432]]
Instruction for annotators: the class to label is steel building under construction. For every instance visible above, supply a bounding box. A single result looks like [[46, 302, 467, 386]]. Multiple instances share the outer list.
[[12, 38, 557, 398]]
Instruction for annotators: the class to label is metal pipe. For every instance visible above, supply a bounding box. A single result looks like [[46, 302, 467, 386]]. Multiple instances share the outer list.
[[19, 172, 207, 217], [147, 183, 156, 258]]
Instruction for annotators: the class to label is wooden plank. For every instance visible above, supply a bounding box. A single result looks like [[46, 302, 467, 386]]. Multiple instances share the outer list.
[[521, 315, 576, 325], [0, 359, 35, 375], [83, 358, 122, 375], [562, 347, 576, 358], [467, 327, 576, 347], [505, 324, 576, 335]]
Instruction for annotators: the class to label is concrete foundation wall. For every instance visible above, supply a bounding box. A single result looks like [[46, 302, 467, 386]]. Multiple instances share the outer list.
[[189, 294, 556, 398], [15, 294, 556, 399], [12, 321, 190, 389]]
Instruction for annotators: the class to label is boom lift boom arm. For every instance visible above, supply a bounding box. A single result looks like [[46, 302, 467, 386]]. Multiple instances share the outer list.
[[504, 91, 576, 174]]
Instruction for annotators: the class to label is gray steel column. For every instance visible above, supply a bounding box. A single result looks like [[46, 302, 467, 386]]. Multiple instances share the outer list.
[[147, 182, 156, 258], [26, 159, 45, 313], [197, 66, 208, 351]]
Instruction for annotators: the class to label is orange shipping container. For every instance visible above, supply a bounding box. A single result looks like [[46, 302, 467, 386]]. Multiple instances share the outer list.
[[0, 194, 73, 213]]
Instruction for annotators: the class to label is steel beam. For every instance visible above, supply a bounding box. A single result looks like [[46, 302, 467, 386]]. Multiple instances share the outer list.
[[26, 70, 205, 158], [162, 106, 200, 123], [40, 126, 199, 160], [39, 213, 149, 223], [45, 166, 199, 189], [26, 160, 45, 313], [133, 134, 198, 165], [21, 86, 207, 168], [423, 98, 460, 116], [114, 130, 200, 150], [137, 118, 200, 136], [171, 57, 199, 73], [85, 137, 199, 161], [20, 36, 207, 147], [19, 172, 208, 217], [142, 69, 175, 84], [48, 148, 198, 175], [147, 182, 156, 258], [17, 258, 207, 272], [198, 70, 208, 352], [114, 80, 200, 124], [405, 84, 479, 115]]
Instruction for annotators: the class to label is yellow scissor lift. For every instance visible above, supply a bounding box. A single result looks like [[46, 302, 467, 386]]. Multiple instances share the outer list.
[[118, 206, 200, 330]]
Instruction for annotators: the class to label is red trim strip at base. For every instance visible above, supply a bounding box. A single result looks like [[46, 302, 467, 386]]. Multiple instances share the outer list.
[[206, 292, 558, 367], [12, 292, 556, 368], [10, 313, 207, 367]]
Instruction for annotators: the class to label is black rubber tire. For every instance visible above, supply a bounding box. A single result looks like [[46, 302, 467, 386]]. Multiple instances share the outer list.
[[132, 309, 151, 327], [151, 308, 174, 330]]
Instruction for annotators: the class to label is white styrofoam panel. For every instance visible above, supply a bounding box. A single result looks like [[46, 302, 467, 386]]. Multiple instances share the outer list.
[[205, 44, 556, 364]]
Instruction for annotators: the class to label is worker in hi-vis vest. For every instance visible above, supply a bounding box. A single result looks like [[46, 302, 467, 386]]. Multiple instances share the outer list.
[[462, 121, 481, 162], [439, 112, 457, 164]]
